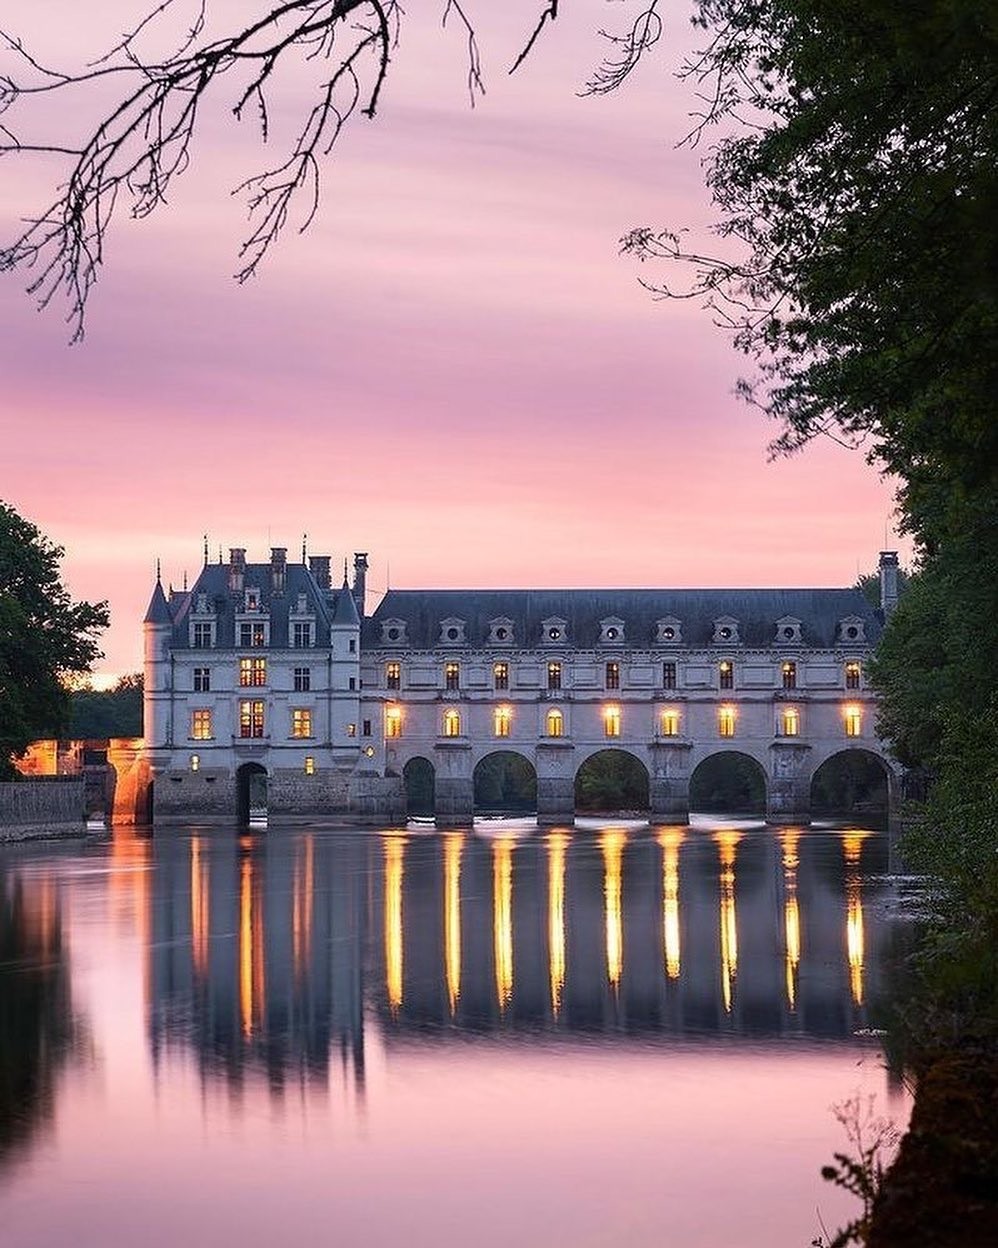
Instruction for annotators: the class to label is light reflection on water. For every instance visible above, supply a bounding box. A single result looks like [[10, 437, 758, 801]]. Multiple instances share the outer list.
[[0, 821, 909, 1248]]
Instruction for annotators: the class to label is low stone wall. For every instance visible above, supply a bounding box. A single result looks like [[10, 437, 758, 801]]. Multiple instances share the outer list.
[[0, 778, 86, 841]]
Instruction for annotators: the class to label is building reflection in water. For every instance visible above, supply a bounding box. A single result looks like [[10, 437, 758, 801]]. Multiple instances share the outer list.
[[843, 832, 867, 1007], [144, 823, 891, 1096], [780, 829, 801, 1011], [547, 831, 569, 1017]]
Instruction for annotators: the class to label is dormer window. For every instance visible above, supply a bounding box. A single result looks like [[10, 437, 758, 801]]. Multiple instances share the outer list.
[[599, 617, 626, 645], [542, 617, 568, 645], [244, 589, 260, 612], [381, 618, 408, 646], [439, 617, 467, 646], [488, 617, 515, 645], [297, 593, 308, 613], [239, 620, 268, 647], [775, 616, 802, 645], [191, 621, 215, 648], [838, 616, 867, 644], [290, 621, 312, 648], [712, 616, 741, 645], [656, 616, 683, 644]]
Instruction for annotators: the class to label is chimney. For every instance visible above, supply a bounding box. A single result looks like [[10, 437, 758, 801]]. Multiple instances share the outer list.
[[309, 555, 331, 590], [352, 552, 369, 615], [879, 550, 899, 618], [270, 546, 287, 595], [228, 547, 246, 593]]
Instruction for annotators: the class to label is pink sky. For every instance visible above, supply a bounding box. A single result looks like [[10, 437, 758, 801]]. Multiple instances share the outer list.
[[0, 3, 905, 676]]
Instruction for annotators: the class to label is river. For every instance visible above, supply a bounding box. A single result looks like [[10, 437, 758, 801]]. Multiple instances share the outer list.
[[0, 820, 910, 1247]]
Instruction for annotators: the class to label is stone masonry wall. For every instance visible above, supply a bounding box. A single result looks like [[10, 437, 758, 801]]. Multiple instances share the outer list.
[[0, 778, 86, 841]]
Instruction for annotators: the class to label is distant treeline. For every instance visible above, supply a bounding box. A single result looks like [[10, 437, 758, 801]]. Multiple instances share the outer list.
[[66, 674, 142, 739]]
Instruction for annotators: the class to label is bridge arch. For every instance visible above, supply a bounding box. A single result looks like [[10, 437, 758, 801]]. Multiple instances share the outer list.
[[575, 748, 650, 814], [473, 750, 537, 814], [809, 747, 893, 819], [236, 762, 267, 826], [403, 756, 435, 817], [689, 750, 768, 816]]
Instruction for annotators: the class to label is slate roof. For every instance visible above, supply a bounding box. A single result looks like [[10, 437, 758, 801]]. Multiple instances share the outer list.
[[363, 588, 881, 649], [143, 580, 172, 626], [163, 562, 360, 648]]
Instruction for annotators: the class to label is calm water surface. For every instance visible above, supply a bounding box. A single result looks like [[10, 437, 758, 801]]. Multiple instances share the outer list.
[[0, 821, 910, 1247]]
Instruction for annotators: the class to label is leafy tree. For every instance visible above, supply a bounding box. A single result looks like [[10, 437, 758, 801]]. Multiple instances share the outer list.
[[68, 674, 143, 739], [575, 750, 649, 812], [0, 502, 109, 778]]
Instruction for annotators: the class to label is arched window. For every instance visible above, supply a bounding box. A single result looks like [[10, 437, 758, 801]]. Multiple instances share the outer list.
[[718, 705, 736, 737], [603, 705, 621, 738], [443, 708, 461, 737], [493, 705, 512, 737], [546, 708, 564, 738], [781, 707, 800, 736]]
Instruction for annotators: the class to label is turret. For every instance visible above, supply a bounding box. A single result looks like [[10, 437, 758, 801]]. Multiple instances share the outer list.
[[143, 573, 173, 748], [879, 550, 899, 618]]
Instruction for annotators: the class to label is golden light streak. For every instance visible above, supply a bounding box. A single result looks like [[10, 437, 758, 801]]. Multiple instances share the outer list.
[[657, 827, 685, 980], [843, 832, 867, 1006], [493, 837, 514, 1011], [547, 830, 569, 1016], [780, 828, 801, 1010], [444, 833, 464, 1016], [190, 837, 210, 980], [714, 830, 742, 1014], [384, 835, 405, 1015], [239, 855, 254, 1037], [601, 828, 626, 991]]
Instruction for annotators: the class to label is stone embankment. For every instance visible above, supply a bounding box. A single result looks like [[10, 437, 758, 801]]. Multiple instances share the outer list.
[[0, 777, 86, 841]]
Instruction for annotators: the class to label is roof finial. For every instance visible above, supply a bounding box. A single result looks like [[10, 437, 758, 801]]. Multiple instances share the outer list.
[[183, 570, 188, 592], [156, 558, 162, 584], [302, 533, 308, 563], [343, 556, 349, 584], [203, 534, 209, 566], [218, 545, 223, 565]]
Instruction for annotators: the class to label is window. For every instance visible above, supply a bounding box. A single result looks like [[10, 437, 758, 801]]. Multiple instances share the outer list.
[[193, 667, 210, 692], [493, 662, 509, 691], [192, 622, 213, 649], [443, 708, 461, 737], [362, 719, 372, 737], [239, 657, 267, 687], [718, 705, 736, 737], [349, 677, 357, 691], [844, 705, 863, 737], [304, 756, 315, 776], [445, 662, 460, 692], [349, 638, 357, 653], [291, 708, 313, 739], [239, 621, 266, 647], [347, 723, 357, 737], [294, 666, 311, 692], [190, 754, 200, 772], [661, 709, 680, 737], [385, 705, 403, 738], [603, 705, 621, 738], [385, 661, 401, 690], [546, 708, 564, 737], [782, 661, 797, 690], [605, 661, 620, 691], [845, 661, 862, 690], [548, 662, 562, 691], [239, 700, 265, 739], [191, 709, 213, 740], [781, 707, 800, 736], [719, 661, 734, 690], [663, 662, 677, 690], [245, 590, 260, 612], [292, 621, 312, 648], [493, 705, 512, 737]]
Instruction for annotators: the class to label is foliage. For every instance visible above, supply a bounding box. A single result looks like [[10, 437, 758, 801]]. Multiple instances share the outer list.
[[810, 751, 888, 817], [0, 502, 108, 779], [67, 674, 143, 739], [816, 1096, 902, 1248], [575, 749, 649, 812], [473, 752, 537, 812], [688, 752, 764, 813]]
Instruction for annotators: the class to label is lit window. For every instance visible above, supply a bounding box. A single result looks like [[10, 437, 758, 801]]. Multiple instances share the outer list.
[[239, 622, 266, 648], [493, 662, 509, 691], [191, 709, 213, 740], [548, 662, 562, 691], [605, 661, 620, 691], [239, 700, 265, 739], [245, 591, 259, 612], [292, 621, 312, 648], [845, 661, 861, 690], [603, 705, 621, 738], [347, 723, 357, 737], [291, 709, 313, 739], [190, 754, 200, 772], [445, 662, 460, 692], [782, 661, 797, 690], [192, 622, 213, 649], [443, 708, 461, 737], [662, 662, 677, 690], [193, 667, 210, 692], [494, 705, 512, 737], [718, 705, 736, 737], [844, 705, 863, 737], [304, 756, 315, 776], [781, 707, 800, 736], [546, 708, 564, 737], [386, 661, 401, 690], [294, 666, 311, 692], [239, 656, 267, 687], [661, 709, 680, 737], [385, 705, 403, 738], [719, 661, 734, 690]]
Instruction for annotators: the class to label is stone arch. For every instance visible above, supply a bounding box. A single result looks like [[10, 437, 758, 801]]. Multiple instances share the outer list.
[[809, 748, 893, 818], [236, 762, 268, 826], [403, 756, 436, 817], [689, 750, 768, 815], [473, 750, 537, 814], [574, 748, 650, 814]]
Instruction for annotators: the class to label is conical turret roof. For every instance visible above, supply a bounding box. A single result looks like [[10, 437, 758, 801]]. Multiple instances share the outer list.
[[331, 579, 361, 627], [143, 579, 172, 625]]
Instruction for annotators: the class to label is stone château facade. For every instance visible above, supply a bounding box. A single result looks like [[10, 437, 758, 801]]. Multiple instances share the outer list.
[[141, 547, 901, 825]]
